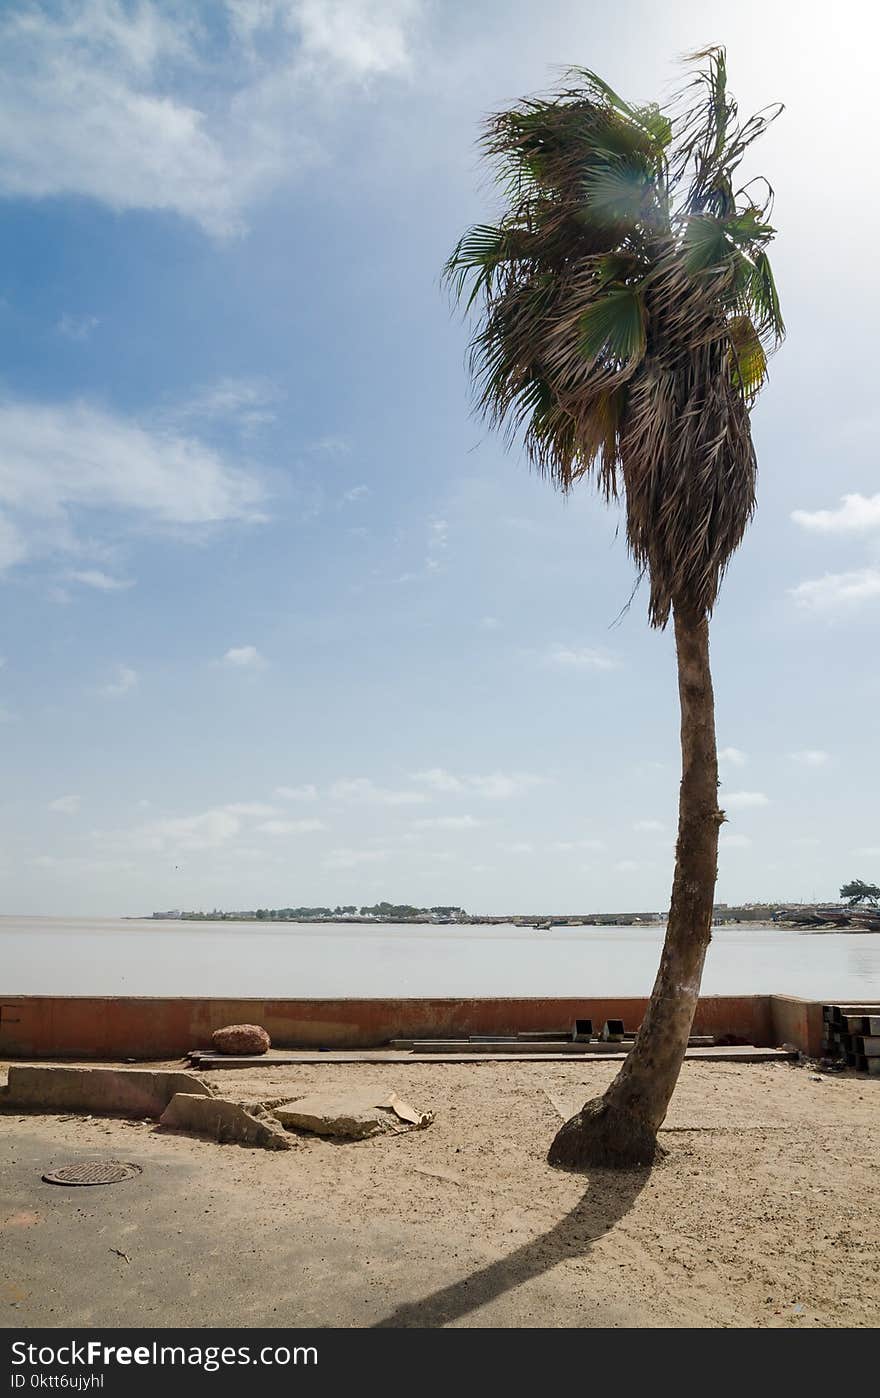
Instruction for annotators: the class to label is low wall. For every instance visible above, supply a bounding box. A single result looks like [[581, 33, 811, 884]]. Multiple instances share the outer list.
[[0, 992, 805, 1059], [770, 994, 825, 1058]]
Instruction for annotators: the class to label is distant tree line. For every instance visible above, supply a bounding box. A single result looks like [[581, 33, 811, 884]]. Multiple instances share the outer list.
[[170, 904, 467, 921]]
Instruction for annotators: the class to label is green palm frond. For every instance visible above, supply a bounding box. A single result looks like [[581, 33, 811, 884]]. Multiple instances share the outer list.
[[579, 287, 646, 365], [444, 46, 784, 627]]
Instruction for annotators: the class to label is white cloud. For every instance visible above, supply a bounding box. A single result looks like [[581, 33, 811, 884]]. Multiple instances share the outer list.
[[723, 791, 770, 809], [411, 768, 545, 800], [222, 802, 278, 817], [56, 313, 99, 342], [113, 807, 242, 853], [499, 841, 534, 854], [329, 777, 427, 806], [718, 746, 747, 767], [341, 485, 369, 504], [221, 645, 266, 669], [792, 493, 880, 534], [552, 838, 606, 852], [0, 514, 27, 570], [789, 749, 830, 767], [49, 794, 81, 814], [99, 664, 138, 697], [414, 815, 482, 830], [411, 516, 449, 575], [275, 784, 317, 801], [790, 568, 880, 612], [542, 644, 621, 671], [322, 847, 388, 870], [720, 832, 752, 849], [171, 377, 282, 433], [633, 819, 665, 832], [613, 859, 639, 873], [256, 818, 326, 835], [68, 569, 134, 591], [852, 846, 880, 858], [478, 616, 499, 630], [0, 397, 266, 575], [0, 0, 421, 238]]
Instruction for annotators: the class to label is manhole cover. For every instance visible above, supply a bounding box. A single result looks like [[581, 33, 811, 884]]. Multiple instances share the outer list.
[[42, 1160, 142, 1187]]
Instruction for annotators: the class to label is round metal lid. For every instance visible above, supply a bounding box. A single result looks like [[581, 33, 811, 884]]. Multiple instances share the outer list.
[[42, 1160, 143, 1186]]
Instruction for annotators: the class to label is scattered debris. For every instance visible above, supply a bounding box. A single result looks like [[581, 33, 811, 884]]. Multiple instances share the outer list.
[[212, 1024, 271, 1055], [385, 1092, 433, 1128]]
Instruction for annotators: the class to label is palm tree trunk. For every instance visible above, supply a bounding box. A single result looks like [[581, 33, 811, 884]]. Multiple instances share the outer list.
[[548, 603, 722, 1169]]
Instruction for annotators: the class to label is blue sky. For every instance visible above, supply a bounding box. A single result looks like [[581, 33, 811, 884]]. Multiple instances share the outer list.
[[1, 0, 877, 916]]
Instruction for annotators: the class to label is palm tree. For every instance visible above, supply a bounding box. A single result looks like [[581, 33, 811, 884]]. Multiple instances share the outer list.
[[445, 48, 784, 1168]]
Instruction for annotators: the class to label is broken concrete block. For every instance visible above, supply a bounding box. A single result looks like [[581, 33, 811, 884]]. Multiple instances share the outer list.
[[159, 1093, 292, 1150], [212, 1024, 271, 1055], [274, 1086, 432, 1139], [1, 1066, 213, 1119]]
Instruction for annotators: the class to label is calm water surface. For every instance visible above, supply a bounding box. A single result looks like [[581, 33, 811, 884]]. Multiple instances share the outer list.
[[3, 916, 880, 998]]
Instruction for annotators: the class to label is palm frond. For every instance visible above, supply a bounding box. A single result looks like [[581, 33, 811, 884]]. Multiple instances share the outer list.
[[445, 47, 784, 627]]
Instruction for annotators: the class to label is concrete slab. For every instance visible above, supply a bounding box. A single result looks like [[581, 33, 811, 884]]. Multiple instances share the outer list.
[[159, 1094, 292, 1150], [274, 1087, 417, 1139], [1, 1065, 213, 1118]]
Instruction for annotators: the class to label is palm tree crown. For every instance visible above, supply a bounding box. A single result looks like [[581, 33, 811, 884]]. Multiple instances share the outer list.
[[445, 47, 784, 626]]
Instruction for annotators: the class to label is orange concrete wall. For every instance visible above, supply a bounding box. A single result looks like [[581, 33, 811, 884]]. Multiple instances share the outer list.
[[769, 994, 825, 1057], [0, 994, 780, 1059]]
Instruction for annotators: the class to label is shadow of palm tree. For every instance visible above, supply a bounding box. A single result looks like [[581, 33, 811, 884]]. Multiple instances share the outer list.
[[373, 1166, 649, 1328]]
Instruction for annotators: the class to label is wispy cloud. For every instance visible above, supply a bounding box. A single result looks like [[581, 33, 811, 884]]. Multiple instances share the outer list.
[[412, 768, 546, 800], [541, 644, 621, 671], [792, 493, 880, 534], [633, 819, 665, 832], [720, 832, 752, 849], [275, 784, 318, 801], [56, 313, 99, 342], [340, 485, 369, 504], [67, 569, 134, 592], [789, 749, 830, 767], [723, 791, 770, 809], [171, 377, 283, 434], [414, 814, 482, 830], [221, 645, 266, 669], [0, 397, 266, 577], [790, 568, 880, 612], [48, 794, 81, 814], [322, 847, 388, 870], [552, 838, 606, 852], [99, 664, 138, 698], [718, 746, 747, 767], [330, 777, 428, 807], [256, 818, 326, 836]]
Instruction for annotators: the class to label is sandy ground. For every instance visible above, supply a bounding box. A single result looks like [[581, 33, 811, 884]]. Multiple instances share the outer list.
[[1, 1057, 878, 1329]]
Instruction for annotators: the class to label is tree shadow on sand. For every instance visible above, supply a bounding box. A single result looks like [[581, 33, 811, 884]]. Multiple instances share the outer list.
[[373, 1165, 649, 1328]]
